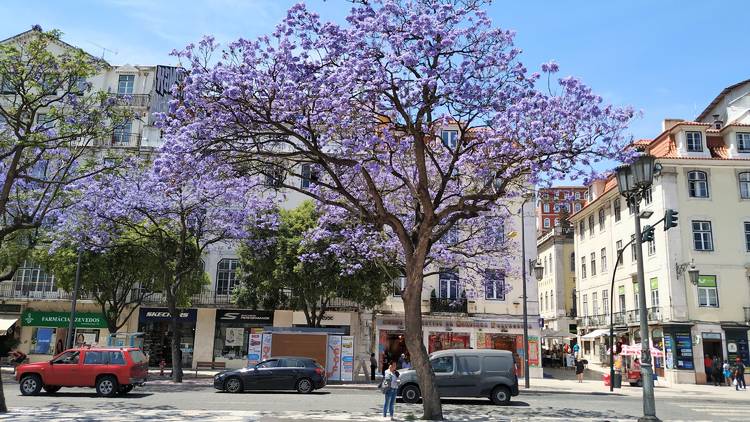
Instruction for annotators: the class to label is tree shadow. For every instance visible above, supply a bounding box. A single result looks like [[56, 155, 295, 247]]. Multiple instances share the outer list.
[[215, 390, 330, 395]]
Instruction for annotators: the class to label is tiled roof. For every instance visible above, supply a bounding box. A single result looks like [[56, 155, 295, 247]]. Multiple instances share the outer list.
[[696, 79, 750, 121]]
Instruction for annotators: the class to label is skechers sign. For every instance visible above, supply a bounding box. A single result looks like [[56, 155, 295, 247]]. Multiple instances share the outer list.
[[139, 307, 197, 322], [216, 309, 273, 325]]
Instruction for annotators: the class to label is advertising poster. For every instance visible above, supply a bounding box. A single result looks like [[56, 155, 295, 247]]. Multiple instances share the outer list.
[[247, 333, 263, 366], [327, 335, 342, 381], [341, 336, 354, 381], [261, 333, 273, 361], [528, 336, 540, 367], [225, 327, 244, 347], [664, 334, 674, 369], [675, 333, 694, 370]]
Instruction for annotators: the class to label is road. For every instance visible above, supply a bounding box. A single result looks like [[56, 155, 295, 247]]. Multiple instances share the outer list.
[[0, 377, 748, 421]]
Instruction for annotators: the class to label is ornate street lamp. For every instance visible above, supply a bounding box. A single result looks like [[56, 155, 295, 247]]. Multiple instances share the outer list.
[[533, 261, 544, 281], [688, 265, 700, 285]]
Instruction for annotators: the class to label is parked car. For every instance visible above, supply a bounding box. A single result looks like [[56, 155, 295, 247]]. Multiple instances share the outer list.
[[397, 349, 519, 405], [214, 356, 326, 394], [16, 346, 148, 397]]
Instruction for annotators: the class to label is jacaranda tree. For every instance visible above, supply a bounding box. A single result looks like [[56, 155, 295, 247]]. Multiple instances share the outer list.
[[161, 0, 633, 417]]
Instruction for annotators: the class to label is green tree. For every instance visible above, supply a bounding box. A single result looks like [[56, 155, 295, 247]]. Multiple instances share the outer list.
[[234, 201, 394, 327]]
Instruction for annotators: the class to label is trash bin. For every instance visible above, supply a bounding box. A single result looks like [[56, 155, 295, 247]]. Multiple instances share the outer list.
[[613, 372, 622, 388], [603, 373, 611, 386]]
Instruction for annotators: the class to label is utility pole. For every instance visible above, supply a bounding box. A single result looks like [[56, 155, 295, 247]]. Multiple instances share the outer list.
[[66, 244, 83, 349]]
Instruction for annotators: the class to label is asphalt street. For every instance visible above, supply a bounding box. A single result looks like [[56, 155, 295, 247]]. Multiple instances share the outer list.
[[0, 377, 748, 421]]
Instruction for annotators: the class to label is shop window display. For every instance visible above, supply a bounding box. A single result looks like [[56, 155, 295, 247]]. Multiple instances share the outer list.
[[428, 332, 470, 353]]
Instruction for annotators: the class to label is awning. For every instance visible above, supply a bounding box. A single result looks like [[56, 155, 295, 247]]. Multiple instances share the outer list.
[[581, 328, 612, 339], [541, 328, 575, 339], [0, 317, 18, 335]]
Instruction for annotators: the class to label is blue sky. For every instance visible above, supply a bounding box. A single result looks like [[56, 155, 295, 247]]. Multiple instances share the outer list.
[[2, 0, 748, 141]]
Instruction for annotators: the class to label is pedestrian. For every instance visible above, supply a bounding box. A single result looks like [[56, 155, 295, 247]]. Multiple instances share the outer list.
[[382, 361, 399, 420], [398, 353, 406, 369], [370, 352, 378, 381], [723, 360, 732, 387], [575, 358, 585, 383], [711, 356, 722, 386], [735, 358, 746, 391], [9, 348, 26, 374], [704, 354, 713, 384]]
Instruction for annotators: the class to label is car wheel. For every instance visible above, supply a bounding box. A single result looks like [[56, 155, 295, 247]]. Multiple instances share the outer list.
[[19, 374, 42, 396], [43, 385, 61, 394], [96, 375, 119, 397], [224, 376, 243, 393], [400, 384, 421, 404], [118, 385, 134, 394], [296, 378, 313, 394], [490, 385, 511, 405]]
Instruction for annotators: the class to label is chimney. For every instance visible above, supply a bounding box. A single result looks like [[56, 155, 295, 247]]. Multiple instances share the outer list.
[[662, 119, 683, 132], [712, 114, 724, 129]]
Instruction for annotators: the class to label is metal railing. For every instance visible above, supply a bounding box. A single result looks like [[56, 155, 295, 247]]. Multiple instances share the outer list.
[[647, 306, 662, 322], [626, 309, 641, 324], [430, 297, 468, 313], [612, 311, 625, 325], [91, 132, 143, 148], [0, 282, 96, 301], [108, 93, 151, 107]]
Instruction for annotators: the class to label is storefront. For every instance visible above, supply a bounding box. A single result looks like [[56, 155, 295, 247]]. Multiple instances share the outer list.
[[723, 325, 750, 365], [138, 307, 197, 367], [213, 309, 273, 369], [291, 311, 352, 334], [663, 324, 695, 385], [20, 310, 108, 360]]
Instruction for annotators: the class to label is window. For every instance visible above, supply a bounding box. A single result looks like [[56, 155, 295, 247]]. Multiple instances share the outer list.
[[108, 351, 125, 365], [578, 221, 585, 240], [554, 218, 559, 227], [630, 234, 636, 261], [650, 278, 659, 308], [300, 163, 320, 189], [31, 327, 57, 354], [738, 133, 750, 152], [457, 356, 480, 374], [580, 257, 586, 279], [575, 192, 581, 199], [84, 351, 105, 365], [598, 208, 605, 231], [687, 171, 709, 198], [36, 113, 54, 131], [588, 215, 594, 236], [570, 252, 575, 271], [590, 252, 596, 276], [128, 350, 147, 364], [393, 276, 406, 297], [51, 350, 79, 364], [543, 218, 550, 229], [113, 120, 132, 144], [643, 188, 653, 205], [633, 283, 640, 310], [602, 290, 609, 316], [431, 356, 454, 373], [264, 166, 285, 188], [484, 356, 513, 372], [592, 292, 599, 316], [697, 275, 719, 307], [278, 358, 304, 368], [444, 226, 459, 244], [0, 77, 14, 94], [745, 222, 750, 251], [618, 290, 626, 312], [574, 203, 582, 212], [739, 173, 750, 199], [117, 74, 135, 94], [543, 203, 550, 213], [543, 257, 547, 277], [543, 292, 548, 311], [582, 294, 588, 317], [600, 248, 607, 272], [438, 268, 459, 299], [615, 240, 623, 267], [686, 131, 703, 152], [441, 130, 458, 148], [257, 359, 279, 368], [613, 199, 621, 222], [216, 258, 240, 295], [553, 204, 561, 213], [647, 235, 656, 256], [692, 220, 714, 251], [13, 260, 55, 293], [484, 269, 505, 300], [550, 291, 554, 310]]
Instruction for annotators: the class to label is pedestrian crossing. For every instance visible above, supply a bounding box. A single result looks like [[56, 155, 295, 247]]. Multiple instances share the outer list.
[[670, 401, 750, 421]]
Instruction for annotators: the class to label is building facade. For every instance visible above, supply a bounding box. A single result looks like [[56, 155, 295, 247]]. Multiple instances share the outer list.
[[570, 80, 750, 385], [536, 227, 577, 346], [536, 186, 588, 234]]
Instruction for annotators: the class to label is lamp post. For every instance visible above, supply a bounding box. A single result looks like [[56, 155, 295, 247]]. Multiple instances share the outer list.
[[519, 192, 543, 389], [66, 244, 84, 349], [615, 155, 660, 422]]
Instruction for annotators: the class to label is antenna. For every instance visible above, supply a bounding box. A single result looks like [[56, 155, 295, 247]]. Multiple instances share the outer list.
[[86, 40, 118, 61]]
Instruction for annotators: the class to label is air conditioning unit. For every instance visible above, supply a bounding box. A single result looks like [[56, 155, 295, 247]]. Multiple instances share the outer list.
[[467, 300, 477, 314]]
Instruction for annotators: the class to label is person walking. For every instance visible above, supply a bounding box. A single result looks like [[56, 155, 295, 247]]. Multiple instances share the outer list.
[[723, 360, 732, 387], [704, 354, 713, 384], [575, 358, 585, 383], [370, 353, 378, 382], [735, 358, 746, 391], [712, 356, 723, 386], [382, 361, 399, 420]]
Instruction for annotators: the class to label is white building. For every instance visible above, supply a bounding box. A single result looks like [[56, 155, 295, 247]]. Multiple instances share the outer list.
[[536, 226, 577, 347], [570, 79, 750, 385]]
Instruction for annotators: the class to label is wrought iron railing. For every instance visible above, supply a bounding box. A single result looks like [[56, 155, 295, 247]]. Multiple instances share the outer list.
[[647, 306, 662, 322], [0, 281, 96, 301], [626, 309, 641, 324], [430, 297, 468, 313], [612, 311, 625, 325], [108, 93, 151, 107]]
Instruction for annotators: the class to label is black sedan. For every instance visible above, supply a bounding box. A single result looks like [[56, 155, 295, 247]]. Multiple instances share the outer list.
[[214, 356, 326, 394]]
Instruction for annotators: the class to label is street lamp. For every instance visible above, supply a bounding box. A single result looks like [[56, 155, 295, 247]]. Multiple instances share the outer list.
[[615, 154, 660, 422], [533, 261, 544, 282], [518, 191, 535, 389]]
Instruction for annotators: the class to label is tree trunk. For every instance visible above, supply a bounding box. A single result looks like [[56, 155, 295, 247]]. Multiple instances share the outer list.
[[167, 296, 183, 383], [403, 269, 443, 420]]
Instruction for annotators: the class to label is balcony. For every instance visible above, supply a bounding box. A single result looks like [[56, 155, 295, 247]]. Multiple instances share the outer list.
[[430, 297, 468, 313], [647, 307, 663, 322], [612, 311, 625, 326], [0, 281, 95, 301], [107, 93, 150, 108], [92, 132, 142, 148], [626, 309, 641, 324]]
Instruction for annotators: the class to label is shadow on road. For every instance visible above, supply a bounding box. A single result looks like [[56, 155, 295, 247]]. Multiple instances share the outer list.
[[11, 392, 153, 399], [215, 390, 331, 395]]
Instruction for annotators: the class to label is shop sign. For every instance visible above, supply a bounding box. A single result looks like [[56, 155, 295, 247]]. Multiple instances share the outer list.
[[341, 336, 354, 382], [528, 336, 540, 367], [697, 275, 717, 288], [702, 332, 722, 340], [293, 311, 351, 326], [138, 307, 197, 322], [217, 309, 274, 324], [21, 310, 107, 328], [664, 335, 674, 369], [380, 316, 526, 331]]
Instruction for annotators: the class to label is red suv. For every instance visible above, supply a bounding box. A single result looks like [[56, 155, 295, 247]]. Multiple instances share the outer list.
[[16, 347, 148, 397]]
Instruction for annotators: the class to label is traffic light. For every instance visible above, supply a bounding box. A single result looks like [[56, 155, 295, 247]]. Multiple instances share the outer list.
[[641, 225, 655, 242], [664, 209, 679, 231]]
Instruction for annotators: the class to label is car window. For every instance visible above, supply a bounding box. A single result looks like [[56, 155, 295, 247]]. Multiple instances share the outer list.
[[431, 356, 454, 373], [278, 359, 297, 368], [257, 359, 278, 369], [109, 351, 125, 365], [296, 360, 308, 368], [457, 356, 480, 374], [128, 350, 147, 364], [484, 356, 512, 373], [84, 351, 104, 365], [52, 351, 79, 365]]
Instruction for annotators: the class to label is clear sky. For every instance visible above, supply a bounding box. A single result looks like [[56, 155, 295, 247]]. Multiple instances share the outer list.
[[2, 0, 749, 141]]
